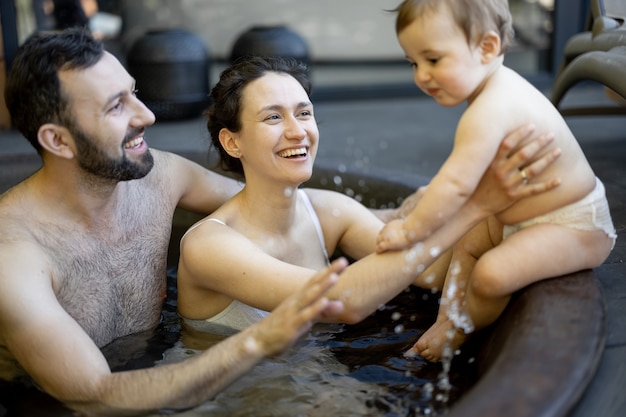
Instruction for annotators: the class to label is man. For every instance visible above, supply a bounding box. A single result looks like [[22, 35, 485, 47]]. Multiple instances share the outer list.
[[0, 28, 558, 415]]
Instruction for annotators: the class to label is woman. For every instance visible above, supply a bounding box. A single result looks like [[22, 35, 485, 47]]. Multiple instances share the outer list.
[[176, 56, 560, 334]]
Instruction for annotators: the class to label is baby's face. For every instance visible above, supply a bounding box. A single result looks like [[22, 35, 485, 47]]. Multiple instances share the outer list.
[[397, 9, 487, 107]]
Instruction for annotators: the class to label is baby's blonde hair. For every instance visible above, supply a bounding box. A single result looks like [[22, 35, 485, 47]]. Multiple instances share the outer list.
[[394, 0, 514, 54]]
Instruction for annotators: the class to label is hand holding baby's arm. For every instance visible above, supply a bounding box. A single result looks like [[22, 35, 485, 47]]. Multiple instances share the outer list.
[[376, 124, 561, 254]]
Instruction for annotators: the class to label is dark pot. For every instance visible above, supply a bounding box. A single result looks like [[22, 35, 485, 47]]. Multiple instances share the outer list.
[[230, 25, 310, 66], [127, 28, 211, 120]]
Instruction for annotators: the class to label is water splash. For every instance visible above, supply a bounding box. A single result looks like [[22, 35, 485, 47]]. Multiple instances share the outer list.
[[435, 260, 475, 406], [404, 244, 426, 275], [443, 262, 474, 335]]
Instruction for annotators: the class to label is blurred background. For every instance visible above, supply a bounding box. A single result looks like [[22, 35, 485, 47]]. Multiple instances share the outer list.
[[0, 0, 591, 116]]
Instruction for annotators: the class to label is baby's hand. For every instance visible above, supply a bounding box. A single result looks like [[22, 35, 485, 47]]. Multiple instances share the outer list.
[[376, 219, 412, 253]]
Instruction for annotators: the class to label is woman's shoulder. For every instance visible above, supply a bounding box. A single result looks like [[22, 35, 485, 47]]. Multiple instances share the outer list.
[[181, 216, 229, 244], [302, 187, 371, 211], [301, 187, 354, 204]]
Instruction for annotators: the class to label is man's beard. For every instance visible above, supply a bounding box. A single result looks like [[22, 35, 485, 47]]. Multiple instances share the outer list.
[[72, 125, 154, 182]]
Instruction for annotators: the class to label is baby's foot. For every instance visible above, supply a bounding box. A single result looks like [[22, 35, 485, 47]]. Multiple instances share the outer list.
[[406, 319, 467, 362]]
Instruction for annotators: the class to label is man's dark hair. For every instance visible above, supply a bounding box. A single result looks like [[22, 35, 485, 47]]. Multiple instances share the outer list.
[[5, 27, 104, 153]]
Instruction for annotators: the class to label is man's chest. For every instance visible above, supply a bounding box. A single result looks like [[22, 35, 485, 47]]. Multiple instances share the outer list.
[[53, 226, 171, 346]]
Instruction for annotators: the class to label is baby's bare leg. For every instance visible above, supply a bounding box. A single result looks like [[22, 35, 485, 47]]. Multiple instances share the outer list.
[[412, 218, 612, 362], [414, 224, 611, 362], [409, 218, 502, 360], [465, 224, 612, 332], [416, 224, 613, 364]]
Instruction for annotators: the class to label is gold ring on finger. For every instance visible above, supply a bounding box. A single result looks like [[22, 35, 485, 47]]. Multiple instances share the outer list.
[[520, 169, 529, 184]]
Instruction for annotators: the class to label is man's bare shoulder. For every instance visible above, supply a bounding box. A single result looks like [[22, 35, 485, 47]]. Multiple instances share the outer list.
[[0, 180, 40, 242], [142, 149, 192, 189], [149, 148, 188, 173]]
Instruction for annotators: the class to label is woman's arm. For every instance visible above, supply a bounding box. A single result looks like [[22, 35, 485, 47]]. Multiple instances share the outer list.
[[179, 124, 560, 327], [333, 126, 562, 321]]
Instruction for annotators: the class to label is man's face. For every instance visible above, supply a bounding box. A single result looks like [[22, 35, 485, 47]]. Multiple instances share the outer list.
[[69, 116, 154, 181], [58, 52, 156, 181]]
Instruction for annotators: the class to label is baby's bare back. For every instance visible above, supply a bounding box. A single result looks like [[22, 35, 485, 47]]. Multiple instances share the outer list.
[[482, 67, 596, 225]]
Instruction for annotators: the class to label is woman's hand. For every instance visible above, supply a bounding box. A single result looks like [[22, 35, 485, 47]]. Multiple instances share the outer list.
[[470, 124, 561, 215]]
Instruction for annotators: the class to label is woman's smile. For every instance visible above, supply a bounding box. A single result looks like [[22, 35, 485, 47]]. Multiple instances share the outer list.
[[278, 146, 309, 159]]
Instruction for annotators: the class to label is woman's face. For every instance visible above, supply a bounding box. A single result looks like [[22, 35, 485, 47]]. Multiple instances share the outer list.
[[235, 72, 319, 186]]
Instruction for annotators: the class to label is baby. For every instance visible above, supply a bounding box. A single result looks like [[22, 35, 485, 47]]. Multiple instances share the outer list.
[[377, 0, 617, 361]]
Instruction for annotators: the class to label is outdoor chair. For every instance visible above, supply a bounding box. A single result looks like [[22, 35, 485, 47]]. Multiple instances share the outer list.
[[551, 0, 626, 115]]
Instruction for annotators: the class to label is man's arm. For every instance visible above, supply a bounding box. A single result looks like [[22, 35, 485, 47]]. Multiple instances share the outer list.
[[0, 243, 345, 416], [158, 150, 243, 215]]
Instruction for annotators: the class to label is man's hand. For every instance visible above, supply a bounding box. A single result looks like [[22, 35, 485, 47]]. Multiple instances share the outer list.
[[247, 258, 348, 357]]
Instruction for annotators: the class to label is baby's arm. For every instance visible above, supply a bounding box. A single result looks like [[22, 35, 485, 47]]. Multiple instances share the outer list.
[[377, 110, 506, 252]]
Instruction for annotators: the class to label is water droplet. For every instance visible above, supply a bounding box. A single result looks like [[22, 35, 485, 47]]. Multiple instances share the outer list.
[[394, 324, 404, 333], [450, 260, 461, 276], [391, 312, 401, 321], [283, 187, 294, 197], [404, 349, 417, 359], [333, 176, 342, 186], [411, 242, 425, 256]]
